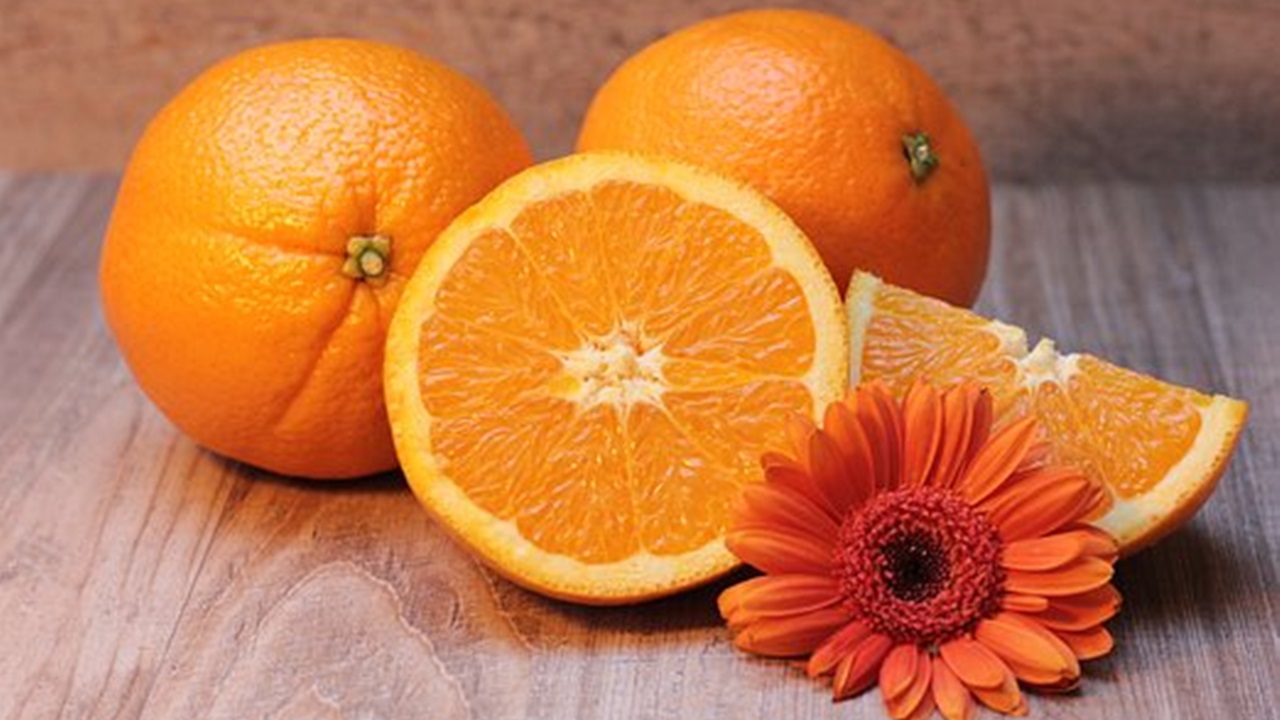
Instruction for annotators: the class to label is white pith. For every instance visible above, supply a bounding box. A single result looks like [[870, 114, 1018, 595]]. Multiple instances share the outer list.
[[554, 322, 668, 409], [1014, 338, 1082, 389]]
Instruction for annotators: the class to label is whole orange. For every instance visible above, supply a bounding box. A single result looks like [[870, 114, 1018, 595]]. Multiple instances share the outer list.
[[100, 39, 532, 479], [577, 9, 991, 306]]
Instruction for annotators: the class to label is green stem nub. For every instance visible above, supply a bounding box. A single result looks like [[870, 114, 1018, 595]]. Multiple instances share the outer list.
[[902, 132, 940, 183], [342, 235, 391, 285]]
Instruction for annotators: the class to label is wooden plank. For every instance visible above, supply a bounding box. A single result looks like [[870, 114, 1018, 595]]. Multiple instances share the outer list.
[[0, 177, 1276, 719]]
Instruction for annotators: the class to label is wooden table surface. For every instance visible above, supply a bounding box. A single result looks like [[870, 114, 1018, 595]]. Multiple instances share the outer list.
[[1, 174, 1276, 719]]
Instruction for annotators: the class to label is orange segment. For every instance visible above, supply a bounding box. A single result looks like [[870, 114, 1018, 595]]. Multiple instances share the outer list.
[[627, 403, 743, 555], [428, 396, 573, 516], [852, 274, 1020, 413], [417, 315, 563, 418], [664, 269, 817, 374], [511, 404, 636, 562], [385, 153, 847, 603], [846, 272, 1247, 553], [432, 229, 581, 351], [665, 381, 819, 475], [1031, 356, 1204, 499]]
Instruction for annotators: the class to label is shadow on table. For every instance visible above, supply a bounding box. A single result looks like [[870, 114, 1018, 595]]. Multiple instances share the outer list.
[[207, 450, 411, 495], [1107, 523, 1262, 671], [1118, 523, 1251, 619], [486, 566, 753, 644]]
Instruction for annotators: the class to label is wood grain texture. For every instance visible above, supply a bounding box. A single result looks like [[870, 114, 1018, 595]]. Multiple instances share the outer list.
[[0, 176, 1277, 719], [0, 0, 1277, 180]]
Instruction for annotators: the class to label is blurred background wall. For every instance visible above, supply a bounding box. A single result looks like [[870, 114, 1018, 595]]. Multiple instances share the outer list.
[[0, 0, 1275, 180]]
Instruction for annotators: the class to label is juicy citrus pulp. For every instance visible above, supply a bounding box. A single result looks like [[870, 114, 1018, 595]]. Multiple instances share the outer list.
[[846, 272, 1247, 553], [385, 153, 848, 603]]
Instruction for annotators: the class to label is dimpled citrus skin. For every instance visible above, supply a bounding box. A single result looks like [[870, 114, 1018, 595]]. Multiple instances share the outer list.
[[100, 39, 532, 479], [578, 9, 991, 306]]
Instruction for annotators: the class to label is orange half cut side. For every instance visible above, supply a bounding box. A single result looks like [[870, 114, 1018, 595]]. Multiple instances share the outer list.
[[385, 153, 848, 603]]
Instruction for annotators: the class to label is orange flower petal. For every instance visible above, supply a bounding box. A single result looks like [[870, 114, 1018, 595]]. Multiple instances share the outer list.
[[823, 397, 854, 444], [725, 528, 833, 576], [807, 619, 874, 677], [1001, 533, 1089, 571], [970, 672, 1027, 716], [1002, 593, 1051, 613], [1057, 626, 1115, 660], [761, 450, 801, 471], [1001, 659, 1069, 686], [839, 385, 858, 408], [939, 636, 1008, 689], [808, 429, 861, 518], [856, 382, 904, 491], [1058, 524, 1121, 561], [732, 606, 851, 657], [901, 381, 942, 486], [718, 574, 841, 629], [1019, 435, 1053, 469], [974, 613, 1080, 685], [902, 694, 936, 720], [998, 520, 1121, 566], [980, 458, 1078, 500], [883, 647, 932, 719], [1044, 583, 1122, 615], [786, 413, 816, 467], [845, 387, 884, 491], [741, 482, 840, 542], [824, 400, 878, 510], [957, 415, 1039, 504], [762, 455, 837, 518], [1035, 586, 1122, 632], [718, 574, 767, 620], [931, 655, 976, 720], [1004, 557, 1114, 597], [880, 644, 922, 702], [930, 384, 983, 489], [964, 388, 994, 463], [832, 632, 894, 700], [984, 468, 1109, 542]]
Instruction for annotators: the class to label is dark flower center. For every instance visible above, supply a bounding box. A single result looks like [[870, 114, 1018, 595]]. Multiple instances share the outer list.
[[834, 487, 1005, 645], [880, 533, 948, 602]]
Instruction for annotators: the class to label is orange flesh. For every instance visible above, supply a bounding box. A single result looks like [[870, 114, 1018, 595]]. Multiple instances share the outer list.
[[1033, 357, 1203, 498], [861, 283, 1207, 499], [416, 181, 819, 562], [861, 282, 1018, 409]]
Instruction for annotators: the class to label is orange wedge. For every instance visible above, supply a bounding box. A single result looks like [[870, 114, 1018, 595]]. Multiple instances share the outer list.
[[845, 272, 1247, 554], [385, 153, 847, 604]]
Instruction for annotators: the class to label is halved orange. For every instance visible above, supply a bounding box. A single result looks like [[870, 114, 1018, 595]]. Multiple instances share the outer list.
[[845, 272, 1247, 554], [385, 153, 848, 603]]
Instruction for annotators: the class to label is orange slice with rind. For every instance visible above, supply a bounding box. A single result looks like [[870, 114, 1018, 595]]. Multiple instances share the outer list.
[[845, 271, 1247, 554], [385, 153, 847, 603]]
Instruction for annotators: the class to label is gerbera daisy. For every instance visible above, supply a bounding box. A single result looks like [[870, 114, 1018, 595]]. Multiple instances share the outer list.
[[719, 381, 1120, 720]]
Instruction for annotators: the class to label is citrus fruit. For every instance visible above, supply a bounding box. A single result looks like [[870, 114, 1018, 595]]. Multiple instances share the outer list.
[[384, 153, 848, 604], [100, 39, 532, 479], [845, 272, 1248, 553], [577, 9, 990, 306]]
